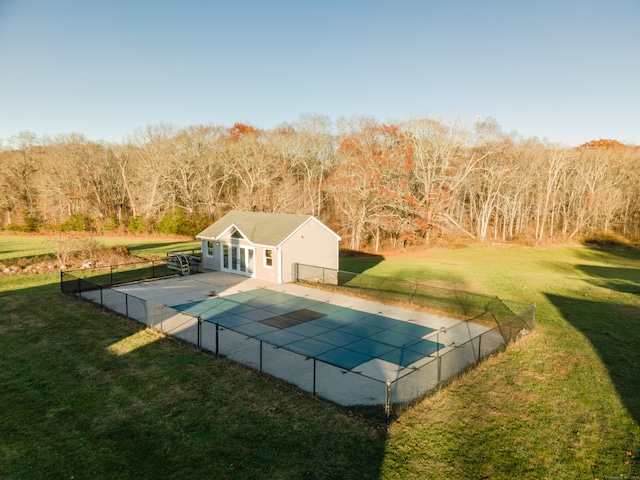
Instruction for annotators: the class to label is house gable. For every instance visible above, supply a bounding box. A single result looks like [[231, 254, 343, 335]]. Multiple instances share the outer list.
[[219, 225, 250, 241], [196, 211, 315, 247], [230, 229, 244, 239], [278, 216, 341, 247]]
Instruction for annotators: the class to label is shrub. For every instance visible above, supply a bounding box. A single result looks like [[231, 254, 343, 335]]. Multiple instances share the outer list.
[[155, 208, 188, 235], [23, 214, 40, 232], [6, 211, 40, 232], [582, 232, 630, 247], [54, 236, 104, 267], [60, 214, 93, 232], [100, 217, 120, 233], [127, 216, 150, 234], [155, 208, 207, 236]]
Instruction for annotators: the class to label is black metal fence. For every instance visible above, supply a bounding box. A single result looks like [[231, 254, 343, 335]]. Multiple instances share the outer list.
[[60, 270, 395, 410], [61, 265, 535, 417], [60, 259, 173, 289], [294, 263, 536, 343]]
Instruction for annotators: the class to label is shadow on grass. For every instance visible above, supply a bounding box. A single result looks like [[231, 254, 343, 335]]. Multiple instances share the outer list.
[[0, 281, 389, 479], [338, 249, 474, 291], [546, 293, 640, 425], [576, 264, 640, 295], [127, 240, 200, 258], [574, 244, 640, 265], [339, 250, 385, 273], [546, 245, 640, 424], [0, 272, 61, 298], [0, 252, 57, 267]]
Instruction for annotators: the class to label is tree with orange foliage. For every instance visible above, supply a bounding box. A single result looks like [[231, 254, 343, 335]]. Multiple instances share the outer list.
[[579, 139, 626, 149], [227, 122, 260, 141], [330, 120, 418, 250]]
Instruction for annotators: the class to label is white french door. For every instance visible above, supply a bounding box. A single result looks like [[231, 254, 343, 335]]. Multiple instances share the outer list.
[[221, 244, 254, 277]]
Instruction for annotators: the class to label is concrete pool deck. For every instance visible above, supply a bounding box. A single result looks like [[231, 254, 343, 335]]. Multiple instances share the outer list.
[[113, 271, 493, 383], [67, 269, 516, 405]]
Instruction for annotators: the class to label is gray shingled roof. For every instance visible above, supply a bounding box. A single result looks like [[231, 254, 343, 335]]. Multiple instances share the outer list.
[[196, 211, 313, 246]]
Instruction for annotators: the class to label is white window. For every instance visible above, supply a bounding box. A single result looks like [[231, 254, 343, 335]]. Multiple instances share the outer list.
[[206, 241, 214, 257], [264, 249, 273, 268]]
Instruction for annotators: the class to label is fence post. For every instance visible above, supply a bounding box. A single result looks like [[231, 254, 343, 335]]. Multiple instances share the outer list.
[[313, 358, 316, 396], [215, 323, 219, 355], [152, 261, 155, 279], [259, 340, 263, 372], [385, 380, 391, 427], [436, 331, 441, 383], [125, 294, 129, 318], [197, 316, 201, 348]]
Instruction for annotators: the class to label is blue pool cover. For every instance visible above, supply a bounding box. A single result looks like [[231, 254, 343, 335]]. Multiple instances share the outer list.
[[173, 289, 444, 371]]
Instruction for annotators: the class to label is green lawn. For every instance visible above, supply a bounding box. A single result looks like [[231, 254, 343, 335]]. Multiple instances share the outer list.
[[0, 233, 200, 263], [344, 246, 640, 478], [0, 233, 199, 296], [1, 234, 639, 479]]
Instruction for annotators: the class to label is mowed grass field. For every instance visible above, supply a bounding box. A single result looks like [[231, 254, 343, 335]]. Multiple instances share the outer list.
[[1, 233, 639, 479]]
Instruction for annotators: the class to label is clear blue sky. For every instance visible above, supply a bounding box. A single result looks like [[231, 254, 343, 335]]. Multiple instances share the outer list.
[[1, 0, 639, 146]]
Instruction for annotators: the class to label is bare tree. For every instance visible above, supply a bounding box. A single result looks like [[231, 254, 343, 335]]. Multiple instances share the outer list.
[[402, 118, 478, 242], [5, 131, 42, 223]]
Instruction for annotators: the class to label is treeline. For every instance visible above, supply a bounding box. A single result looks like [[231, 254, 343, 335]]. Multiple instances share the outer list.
[[2, 115, 639, 249]]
